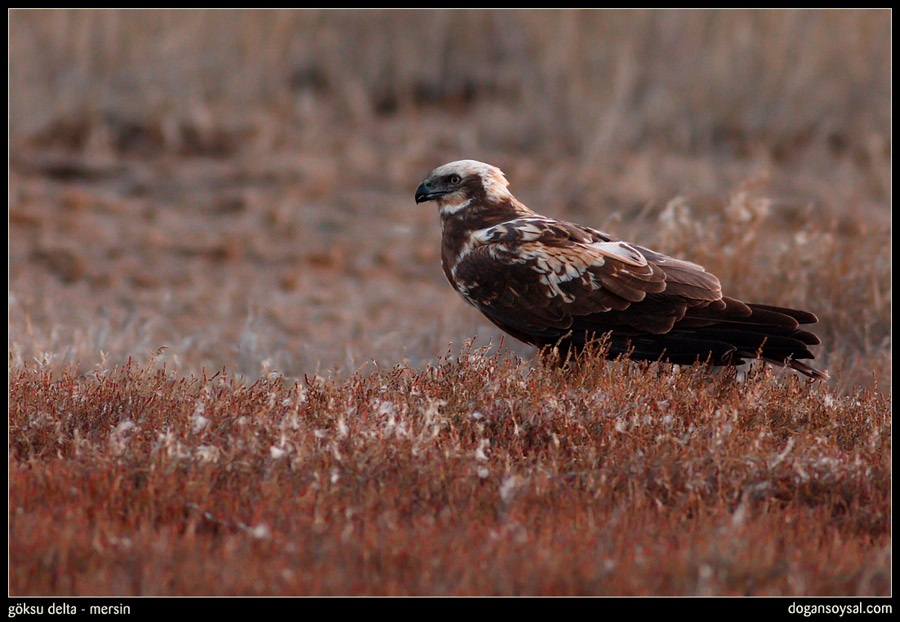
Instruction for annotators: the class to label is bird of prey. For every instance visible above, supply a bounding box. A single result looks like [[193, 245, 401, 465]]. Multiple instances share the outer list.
[[414, 159, 827, 380]]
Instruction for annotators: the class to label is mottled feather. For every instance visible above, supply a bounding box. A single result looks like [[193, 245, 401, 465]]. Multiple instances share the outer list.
[[415, 160, 827, 380]]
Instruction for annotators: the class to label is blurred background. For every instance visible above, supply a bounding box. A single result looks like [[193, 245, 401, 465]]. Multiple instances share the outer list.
[[8, 10, 891, 388]]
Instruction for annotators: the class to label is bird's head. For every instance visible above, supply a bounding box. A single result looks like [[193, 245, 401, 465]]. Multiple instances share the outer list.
[[415, 160, 513, 215]]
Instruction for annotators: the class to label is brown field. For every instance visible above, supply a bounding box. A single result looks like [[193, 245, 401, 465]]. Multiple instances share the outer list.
[[8, 9, 891, 597]]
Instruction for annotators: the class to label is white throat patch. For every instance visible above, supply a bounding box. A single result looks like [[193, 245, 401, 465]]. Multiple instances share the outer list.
[[439, 198, 472, 217]]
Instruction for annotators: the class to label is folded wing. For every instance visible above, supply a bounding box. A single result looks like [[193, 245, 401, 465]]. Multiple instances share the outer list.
[[452, 217, 824, 378]]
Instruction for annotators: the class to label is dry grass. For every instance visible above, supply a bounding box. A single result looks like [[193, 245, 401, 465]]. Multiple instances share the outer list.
[[8, 347, 891, 595], [8, 9, 891, 596]]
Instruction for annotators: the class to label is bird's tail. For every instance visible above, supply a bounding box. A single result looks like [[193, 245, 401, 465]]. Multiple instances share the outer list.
[[591, 298, 828, 380]]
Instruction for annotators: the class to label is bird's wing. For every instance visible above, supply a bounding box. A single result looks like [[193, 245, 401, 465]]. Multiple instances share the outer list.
[[452, 217, 723, 339]]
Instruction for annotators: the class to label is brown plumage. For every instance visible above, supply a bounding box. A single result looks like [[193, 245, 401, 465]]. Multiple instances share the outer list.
[[414, 159, 827, 380]]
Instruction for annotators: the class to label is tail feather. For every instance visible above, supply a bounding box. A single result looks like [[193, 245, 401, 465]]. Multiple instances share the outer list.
[[748, 303, 819, 326], [555, 298, 827, 379], [696, 328, 817, 361], [785, 359, 830, 381]]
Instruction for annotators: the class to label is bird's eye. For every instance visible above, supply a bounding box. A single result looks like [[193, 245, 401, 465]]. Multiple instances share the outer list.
[[449, 174, 461, 184]]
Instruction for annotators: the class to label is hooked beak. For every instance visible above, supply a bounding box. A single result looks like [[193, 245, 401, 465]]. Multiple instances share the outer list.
[[415, 180, 449, 204]]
